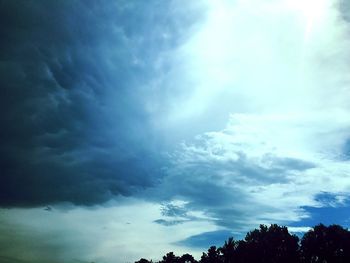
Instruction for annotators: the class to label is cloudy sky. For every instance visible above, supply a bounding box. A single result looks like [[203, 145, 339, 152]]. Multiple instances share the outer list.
[[1, 0, 350, 262]]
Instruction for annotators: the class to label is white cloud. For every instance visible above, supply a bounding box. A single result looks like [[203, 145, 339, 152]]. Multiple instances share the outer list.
[[141, 0, 350, 232], [156, 109, 350, 232], [155, 0, 350, 140], [287, 226, 312, 233]]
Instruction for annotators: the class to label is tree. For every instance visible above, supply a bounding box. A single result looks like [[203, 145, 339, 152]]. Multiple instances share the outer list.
[[300, 224, 350, 263], [133, 223, 350, 263], [135, 258, 152, 263], [180, 253, 197, 263], [219, 237, 236, 263], [160, 252, 180, 263], [236, 224, 299, 263], [200, 246, 222, 263]]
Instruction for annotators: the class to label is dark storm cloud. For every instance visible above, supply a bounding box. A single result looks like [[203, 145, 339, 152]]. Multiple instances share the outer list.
[[0, 0, 201, 206]]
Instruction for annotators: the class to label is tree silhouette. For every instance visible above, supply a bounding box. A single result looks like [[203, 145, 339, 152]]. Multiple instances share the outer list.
[[134, 223, 350, 263], [219, 237, 236, 263], [135, 259, 152, 263], [160, 252, 180, 263], [200, 246, 221, 263], [180, 253, 197, 263], [236, 224, 299, 263], [300, 224, 350, 263]]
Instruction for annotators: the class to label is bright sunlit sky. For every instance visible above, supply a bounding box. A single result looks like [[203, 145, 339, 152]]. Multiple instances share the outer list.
[[1, 0, 350, 262]]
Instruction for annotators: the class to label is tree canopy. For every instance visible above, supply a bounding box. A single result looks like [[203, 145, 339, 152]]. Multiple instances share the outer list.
[[135, 224, 350, 263]]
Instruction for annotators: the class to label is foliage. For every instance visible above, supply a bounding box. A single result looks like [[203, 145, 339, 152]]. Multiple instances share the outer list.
[[300, 224, 350, 263], [135, 224, 350, 263]]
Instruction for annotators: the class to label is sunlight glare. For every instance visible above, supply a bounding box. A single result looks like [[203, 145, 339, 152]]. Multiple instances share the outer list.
[[286, 0, 327, 41]]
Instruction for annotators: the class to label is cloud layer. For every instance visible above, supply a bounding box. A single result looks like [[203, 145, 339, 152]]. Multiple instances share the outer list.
[[1, 0, 350, 262], [0, 0, 204, 206]]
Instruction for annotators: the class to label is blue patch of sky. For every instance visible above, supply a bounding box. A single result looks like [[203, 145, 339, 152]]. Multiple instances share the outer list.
[[291, 192, 350, 228], [176, 230, 234, 249]]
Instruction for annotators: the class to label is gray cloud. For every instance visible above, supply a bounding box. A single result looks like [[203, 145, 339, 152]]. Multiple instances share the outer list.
[[339, 0, 350, 22], [0, 0, 203, 206], [142, 122, 329, 230], [342, 139, 350, 160], [0, 218, 72, 263], [161, 203, 189, 217], [154, 219, 187, 226]]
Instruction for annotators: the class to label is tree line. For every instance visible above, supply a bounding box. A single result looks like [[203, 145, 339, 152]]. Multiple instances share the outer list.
[[135, 224, 350, 263]]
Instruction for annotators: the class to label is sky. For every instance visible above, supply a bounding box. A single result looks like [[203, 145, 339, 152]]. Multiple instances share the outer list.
[[1, 0, 350, 262]]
